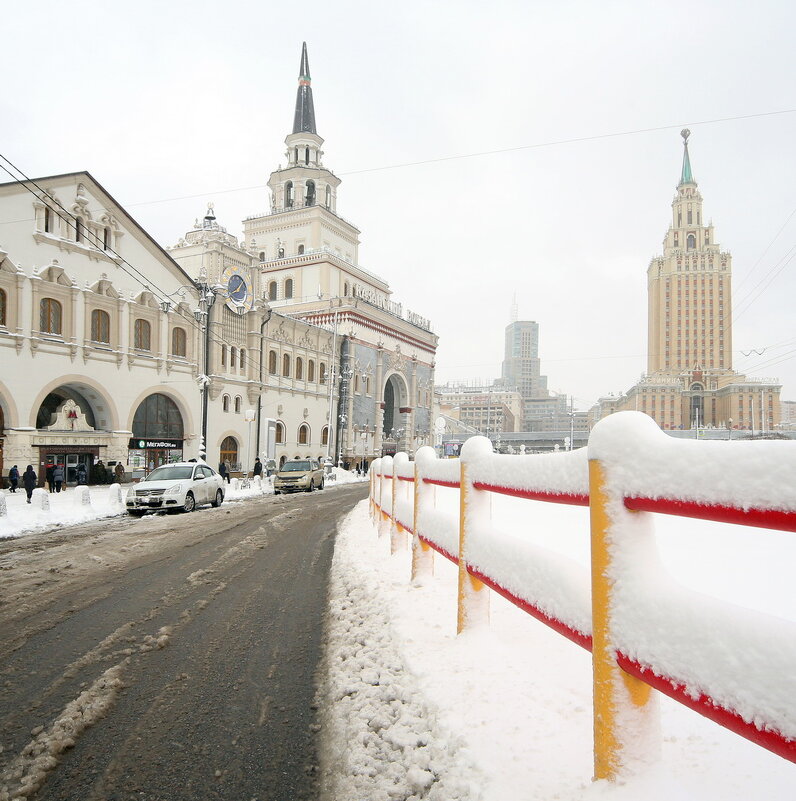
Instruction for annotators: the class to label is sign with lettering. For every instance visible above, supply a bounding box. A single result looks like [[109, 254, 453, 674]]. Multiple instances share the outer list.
[[128, 438, 183, 450]]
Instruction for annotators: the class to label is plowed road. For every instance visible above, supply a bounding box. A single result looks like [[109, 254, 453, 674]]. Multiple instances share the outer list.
[[0, 483, 368, 801]]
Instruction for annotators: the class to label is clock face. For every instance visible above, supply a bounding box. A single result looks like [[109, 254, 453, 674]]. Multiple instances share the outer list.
[[221, 266, 253, 313]]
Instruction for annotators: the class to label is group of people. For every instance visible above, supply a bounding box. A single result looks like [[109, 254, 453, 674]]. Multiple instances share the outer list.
[[7, 465, 38, 503], [218, 458, 268, 482], [7, 460, 127, 502]]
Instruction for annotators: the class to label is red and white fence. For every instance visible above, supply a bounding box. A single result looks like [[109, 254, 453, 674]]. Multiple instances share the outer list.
[[368, 410, 796, 780]]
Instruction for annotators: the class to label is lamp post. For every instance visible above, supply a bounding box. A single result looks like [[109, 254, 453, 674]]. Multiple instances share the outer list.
[[193, 282, 218, 460], [244, 408, 256, 479]]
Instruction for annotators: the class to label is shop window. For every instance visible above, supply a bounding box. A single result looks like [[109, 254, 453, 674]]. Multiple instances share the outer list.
[[284, 278, 293, 299], [283, 353, 291, 377], [172, 327, 186, 357], [298, 424, 310, 445], [275, 421, 285, 444], [91, 309, 111, 344], [40, 297, 62, 334], [268, 350, 277, 375], [308, 360, 315, 382], [134, 318, 151, 351], [296, 357, 303, 379]]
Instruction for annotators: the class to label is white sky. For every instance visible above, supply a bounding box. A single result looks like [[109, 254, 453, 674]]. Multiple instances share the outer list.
[[3, 0, 795, 410]]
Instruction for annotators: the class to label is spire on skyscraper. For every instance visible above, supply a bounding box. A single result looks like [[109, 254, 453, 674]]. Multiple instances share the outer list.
[[292, 42, 317, 135], [679, 128, 694, 185]]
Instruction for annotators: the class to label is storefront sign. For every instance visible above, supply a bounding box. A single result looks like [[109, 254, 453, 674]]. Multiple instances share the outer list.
[[128, 438, 183, 450]]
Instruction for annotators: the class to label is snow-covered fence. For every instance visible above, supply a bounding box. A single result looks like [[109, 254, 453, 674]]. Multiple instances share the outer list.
[[368, 410, 796, 780]]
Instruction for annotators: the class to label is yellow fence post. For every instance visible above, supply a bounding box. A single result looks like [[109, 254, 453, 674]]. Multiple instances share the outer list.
[[457, 437, 492, 634], [589, 456, 659, 780], [378, 455, 393, 539], [412, 446, 435, 581]]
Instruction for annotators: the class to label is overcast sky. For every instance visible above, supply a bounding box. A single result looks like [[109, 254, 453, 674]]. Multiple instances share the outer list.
[[3, 1, 795, 410]]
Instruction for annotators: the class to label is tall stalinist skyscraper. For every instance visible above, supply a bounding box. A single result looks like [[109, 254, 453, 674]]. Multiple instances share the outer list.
[[591, 131, 781, 432]]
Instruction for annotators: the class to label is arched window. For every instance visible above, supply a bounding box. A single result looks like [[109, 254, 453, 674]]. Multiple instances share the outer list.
[[222, 394, 230, 412], [343, 282, 349, 296], [298, 424, 310, 445], [284, 278, 293, 299], [305, 180, 316, 206], [308, 360, 315, 382], [321, 426, 329, 446], [687, 234, 696, 251], [221, 345, 227, 367], [275, 421, 285, 444], [234, 396, 242, 413], [268, 350, 277, 375], [298, 244, 305, 255], [0, 288, 6, 326], [305, 146, 310, 165], [171, 327, 186, 357], [132, 393, 183, 438], [269, 281, 278, 300], [325, 185, 331, 208], [239, 348, 246, 368], [75, 217, 84, 243], [103, 227, 111, 251], [230, 347, 237, 368], [319, 362, 327, 384], [220, 436, 238, 466], [259, 251, 265, 262], [285, 181, 294, 208], [366, 376, 371, 394], [91, 309, 110, 343], [134, 319, 151, 351], [293, 146, 298, 164], [283, 353, 291, 377], [354, 375, 360, 393], [295, 357, 303, 380], [40, 298, 62, 334]]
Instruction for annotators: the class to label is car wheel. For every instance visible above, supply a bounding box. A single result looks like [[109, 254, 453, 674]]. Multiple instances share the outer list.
[[274, 489, 280, 495], [127, 510, 145, 517], [183, 492, 196, 513], [211, 489, 223, 508], [308, 480, 314, 492], [319, 479, 324, 490]]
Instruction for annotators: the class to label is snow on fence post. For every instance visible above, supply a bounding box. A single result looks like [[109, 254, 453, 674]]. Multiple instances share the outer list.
[[369, 458, 379, 519], [411, 446, 436, 581], [75, 485, 92, 507], [457, 436, 492, 634], [588, 415, 660, 781], [378, 455, 393, 538], [0, 494, 6, 517], [391, 453, 409, 553], [32, 487, 50, 511], [108, 483, 124, 509]]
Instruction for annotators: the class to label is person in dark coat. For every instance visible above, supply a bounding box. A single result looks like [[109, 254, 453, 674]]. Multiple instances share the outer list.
[[8, 465, 19, 492], [253, 458, 263, 478], [218, 461, 228, 482], [53, 463, 64, 492], [22, 465, 37, 503], [76, 463, 88, 485], [45, 463, 55, 492]]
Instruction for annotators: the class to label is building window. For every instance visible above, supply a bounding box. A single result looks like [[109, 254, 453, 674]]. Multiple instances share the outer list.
[[343, 281, 349, 296], [298, 424, 310, 445], [296, 357, 303, 380], [687, 234, 696, 251], [283, 353, 291, 377], [91, 309, 111, 343], [222, 394, 230, 412], [44, 207, 52, 233], [321, 426, 329, 446], [221, 345, 227, 367], [259, 251, 265, 262], [40, 298, 62, 334], [269, 281, 278, 300], [305, 146, 310, 165], [268, 350, 277, 375], [308, 359, 315, 382], [171, 326, 186, 357], [325, 185, 332, 208], [75, 217, 84, 243], [285, 181, 294, 208], [234, 396, 242, 413], [319, 362, 327, 384], [103, 227, 111, 251], [134, 319, 151, 350], [240, 348, 246, 368], [275, 421, 285, 444], [298, 244, 305, 255], [231, 347, 237, 368], [305, 180, 316, 206], [0, 288, 5, 326], [284, 278, 293, 299]]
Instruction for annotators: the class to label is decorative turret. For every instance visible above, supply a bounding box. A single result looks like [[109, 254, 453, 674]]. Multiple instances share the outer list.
[[293, 42, 317, 135], [679, 128, 695, 186]]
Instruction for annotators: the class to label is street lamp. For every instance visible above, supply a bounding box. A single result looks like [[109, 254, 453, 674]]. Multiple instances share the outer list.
[[244, 408, 256, 480], [192, 282, 218, 460]]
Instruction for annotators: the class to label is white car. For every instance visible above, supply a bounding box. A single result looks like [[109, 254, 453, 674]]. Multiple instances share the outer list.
[[126, 462, 225, 515]]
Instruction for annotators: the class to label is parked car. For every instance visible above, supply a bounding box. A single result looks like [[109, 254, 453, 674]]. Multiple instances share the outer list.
[[273, 459, 325, 494], [126, 462, 225, 515]]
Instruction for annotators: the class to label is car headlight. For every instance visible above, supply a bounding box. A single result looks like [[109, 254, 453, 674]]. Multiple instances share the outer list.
[[166, 484, 183, 494]]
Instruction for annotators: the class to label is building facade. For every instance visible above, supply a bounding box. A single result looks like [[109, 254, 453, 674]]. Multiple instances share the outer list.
[[591, 131, 781, 431]]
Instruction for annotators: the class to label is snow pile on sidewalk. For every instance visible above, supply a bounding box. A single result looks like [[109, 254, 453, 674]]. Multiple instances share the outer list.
[[323, 500, 796, 801]]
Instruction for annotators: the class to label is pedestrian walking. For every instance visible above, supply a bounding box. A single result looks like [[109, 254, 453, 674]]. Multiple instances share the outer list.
[[45, 462, 55, 492], [114, 462, 125, 483], [22, 465, 37, 503], [218, 461, 228, 483], [224, 460, 232, 484], [53, 463, 64, 493], [8, 465, 19, 492], [253, 457, 263, 478], [76, 463, 88, 485]]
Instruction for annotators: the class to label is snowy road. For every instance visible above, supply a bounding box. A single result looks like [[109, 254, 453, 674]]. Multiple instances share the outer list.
[[0, 483, 368, 801]]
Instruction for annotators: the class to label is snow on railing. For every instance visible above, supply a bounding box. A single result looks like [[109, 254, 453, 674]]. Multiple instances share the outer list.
[[367, 410, 796, 781]]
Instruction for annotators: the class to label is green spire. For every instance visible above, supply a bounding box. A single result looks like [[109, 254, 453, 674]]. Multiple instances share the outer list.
[[679, 128, 694, 185]]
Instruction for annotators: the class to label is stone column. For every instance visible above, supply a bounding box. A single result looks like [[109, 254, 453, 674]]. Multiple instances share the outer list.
[[374, 347, 384, 455]]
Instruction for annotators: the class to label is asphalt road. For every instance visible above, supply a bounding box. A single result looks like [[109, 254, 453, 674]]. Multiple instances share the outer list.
[[0, 482, 368, 801]]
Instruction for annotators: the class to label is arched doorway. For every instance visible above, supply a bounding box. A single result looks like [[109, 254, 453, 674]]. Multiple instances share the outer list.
[[130, 393, 185, 473], [382, 373, 408, 452], [690, 383, 704, 427], [220, 436, 239, 471]]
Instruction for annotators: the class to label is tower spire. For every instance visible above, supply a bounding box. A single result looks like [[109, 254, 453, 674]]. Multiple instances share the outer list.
[[679, 128, 694, 185], [292, 42, 317, 135]]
